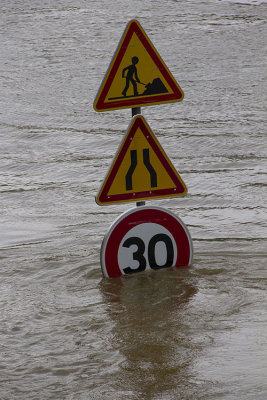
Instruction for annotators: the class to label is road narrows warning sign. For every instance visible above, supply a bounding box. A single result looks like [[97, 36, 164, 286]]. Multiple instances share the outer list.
[[96, 115, 187, 205], [93, 19, 184, 112]]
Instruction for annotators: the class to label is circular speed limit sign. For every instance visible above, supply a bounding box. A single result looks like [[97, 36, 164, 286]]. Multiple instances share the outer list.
[[101, 206, 193, 278]]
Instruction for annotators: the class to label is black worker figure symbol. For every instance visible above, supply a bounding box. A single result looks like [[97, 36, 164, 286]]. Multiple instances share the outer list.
[[108, 56, 169, 100], [122, 56, 140, 97]]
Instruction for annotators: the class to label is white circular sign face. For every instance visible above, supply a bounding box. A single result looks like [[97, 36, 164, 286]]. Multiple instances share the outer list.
[[101, 206, 193, 278], [118, 223, 177, 274]]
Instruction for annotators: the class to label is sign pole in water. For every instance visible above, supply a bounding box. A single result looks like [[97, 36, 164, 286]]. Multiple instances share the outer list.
[[132, 107, 141, 117], [94, 19, 192, 277], [131, 106, 142, 207]]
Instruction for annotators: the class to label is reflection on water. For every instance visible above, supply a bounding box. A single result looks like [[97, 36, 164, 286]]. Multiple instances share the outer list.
[[100, 268, 198, 399]]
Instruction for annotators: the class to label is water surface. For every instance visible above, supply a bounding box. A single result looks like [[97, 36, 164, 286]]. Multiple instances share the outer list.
[[0, 0, 266, 399]]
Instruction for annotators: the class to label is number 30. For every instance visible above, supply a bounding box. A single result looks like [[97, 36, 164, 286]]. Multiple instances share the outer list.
[[122, 233, 174, 274]]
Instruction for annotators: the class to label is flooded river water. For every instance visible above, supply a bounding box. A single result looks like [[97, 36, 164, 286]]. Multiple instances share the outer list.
[[0, 0, 266, 399]]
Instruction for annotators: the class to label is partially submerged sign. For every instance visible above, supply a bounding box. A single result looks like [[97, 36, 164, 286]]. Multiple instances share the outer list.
[[93, 19, 184, 112], [96, 115, 187, 205], [101, 206, 193, 278]]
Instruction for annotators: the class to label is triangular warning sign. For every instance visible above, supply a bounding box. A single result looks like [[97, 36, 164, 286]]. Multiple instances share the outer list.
[[93, 19, 184, 112], [96, 115, 187, 205]]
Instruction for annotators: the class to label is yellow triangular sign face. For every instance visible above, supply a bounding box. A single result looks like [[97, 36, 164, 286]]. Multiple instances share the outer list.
[[94, 20, 184, 112], [96, 115, 187, 205]]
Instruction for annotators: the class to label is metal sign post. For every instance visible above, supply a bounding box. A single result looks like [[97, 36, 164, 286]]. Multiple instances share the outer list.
[[132, 106, 143, 206], [132, 107, 141, 117]]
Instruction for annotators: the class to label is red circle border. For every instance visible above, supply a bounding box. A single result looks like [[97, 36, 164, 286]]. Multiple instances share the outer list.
[[101, 207, 193, 278]]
